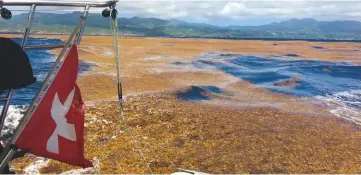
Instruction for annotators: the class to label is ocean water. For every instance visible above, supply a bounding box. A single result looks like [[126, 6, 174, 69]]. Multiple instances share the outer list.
[[1, 38, 361, 136], [0, 38, 92, 139], [196, 53, 361, 97], [175, 52, 361, 124], [2, 38, 94, 105], [6, 38, 64, 105]]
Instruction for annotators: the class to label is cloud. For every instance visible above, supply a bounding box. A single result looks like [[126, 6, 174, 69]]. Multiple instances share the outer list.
[[115, 1, 361, 22], [3, 0, 361, 25]]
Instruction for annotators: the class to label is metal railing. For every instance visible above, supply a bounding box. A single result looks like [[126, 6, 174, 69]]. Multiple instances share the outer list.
[[24, 44, 66, 49], [0, 0, 117, 7], [0, 0, 118, 171], [0, 0, 117, 49]]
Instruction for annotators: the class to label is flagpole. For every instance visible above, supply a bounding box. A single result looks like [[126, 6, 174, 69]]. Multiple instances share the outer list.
[[0, 13, 88, 172]]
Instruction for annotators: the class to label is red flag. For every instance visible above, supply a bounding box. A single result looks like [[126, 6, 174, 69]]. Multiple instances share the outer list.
[[15, 44, 92, 168]]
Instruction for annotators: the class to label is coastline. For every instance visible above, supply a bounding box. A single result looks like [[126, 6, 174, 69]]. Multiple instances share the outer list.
[[1, 33, 361, 43], [2, 34, 361, 173]]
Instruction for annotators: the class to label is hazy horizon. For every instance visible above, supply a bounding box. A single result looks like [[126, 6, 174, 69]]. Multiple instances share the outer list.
[[6, 0, 361, 27], [9, 12, 361, 28]]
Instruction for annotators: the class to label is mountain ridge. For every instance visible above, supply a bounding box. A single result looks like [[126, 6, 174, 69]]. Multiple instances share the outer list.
[[0, 13, 360, 40]]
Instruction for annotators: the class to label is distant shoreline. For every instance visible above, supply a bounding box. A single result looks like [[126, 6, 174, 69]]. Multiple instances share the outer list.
[[163, 36, 361, 43], [1, 32, 361, 43]]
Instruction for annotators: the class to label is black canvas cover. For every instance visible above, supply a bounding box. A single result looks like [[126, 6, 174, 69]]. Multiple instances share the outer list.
[[0, 37, 36, 90]]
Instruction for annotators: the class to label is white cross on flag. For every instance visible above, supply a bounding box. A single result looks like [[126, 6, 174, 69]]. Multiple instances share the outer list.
[[15, 44, 92, 168]]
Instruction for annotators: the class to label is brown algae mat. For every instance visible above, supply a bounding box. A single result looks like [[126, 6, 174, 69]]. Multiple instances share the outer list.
[[3, 35, 361, 173], [36, 93, 361, 174]]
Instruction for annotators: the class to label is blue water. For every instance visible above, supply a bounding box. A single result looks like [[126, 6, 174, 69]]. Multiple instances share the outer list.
[[312, 46, 325, 49], [283, 54, 300, 57], [173, 53, 361, 119], [176, 86, 224, 101], [177, 86, 211, 101], [2, 38, 92, 105], [196, 53, 361, 97]]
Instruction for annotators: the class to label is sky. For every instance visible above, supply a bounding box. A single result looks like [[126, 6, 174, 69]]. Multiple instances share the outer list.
[[115, 1, 361, 26], [5, 0, 361, 26]]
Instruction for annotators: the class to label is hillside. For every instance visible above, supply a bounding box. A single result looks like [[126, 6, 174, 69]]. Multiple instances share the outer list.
[[1, 12, 360, 40]]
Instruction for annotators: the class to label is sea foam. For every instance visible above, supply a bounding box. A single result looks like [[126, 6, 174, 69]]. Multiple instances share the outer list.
[[316, 90, 361, 125], [0, 105, 26, 140]]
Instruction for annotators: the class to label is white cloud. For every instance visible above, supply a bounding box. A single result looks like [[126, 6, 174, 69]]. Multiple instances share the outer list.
[[3, 0, 361, 25], [115, 1, 361, 22]]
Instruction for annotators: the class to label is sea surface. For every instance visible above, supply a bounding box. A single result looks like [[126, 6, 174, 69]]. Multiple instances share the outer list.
[[0, 38, 92, 139], [6, 38, 64, 104], [0, 38, 360, 138], [175, 52, 361, 124], [2, 38, 93, 105]]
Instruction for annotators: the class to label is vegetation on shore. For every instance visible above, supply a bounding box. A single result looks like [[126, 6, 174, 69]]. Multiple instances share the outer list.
[[1, 13, 360, 40]]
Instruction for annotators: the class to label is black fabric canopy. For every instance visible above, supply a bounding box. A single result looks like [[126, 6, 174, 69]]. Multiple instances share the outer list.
[[0, 37, 36, 90]]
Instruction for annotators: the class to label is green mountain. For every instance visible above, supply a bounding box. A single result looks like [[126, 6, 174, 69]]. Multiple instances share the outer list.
[[1, 12, 360, 40]]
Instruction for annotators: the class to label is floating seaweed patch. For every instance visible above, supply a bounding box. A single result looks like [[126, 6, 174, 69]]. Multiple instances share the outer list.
[[274, 78, 300, 88]]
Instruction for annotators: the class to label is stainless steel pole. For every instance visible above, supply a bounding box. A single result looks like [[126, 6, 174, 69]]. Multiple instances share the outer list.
[[0, 15, 87, 172], [76, 5, 90, 44], [2, 0, 117, 7], [0, 90, 14, 134], [24, 44, 65, 50], [21, 4, 36, 48]]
